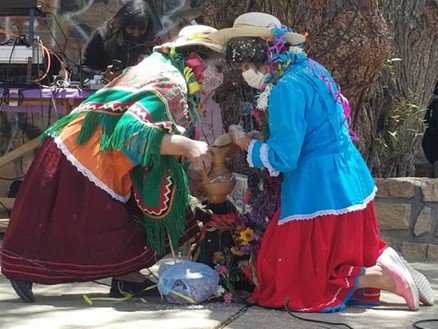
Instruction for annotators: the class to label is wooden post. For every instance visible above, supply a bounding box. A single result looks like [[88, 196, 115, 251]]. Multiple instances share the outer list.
[[0, 197, 15, 210], [0, 137, 40, 168]]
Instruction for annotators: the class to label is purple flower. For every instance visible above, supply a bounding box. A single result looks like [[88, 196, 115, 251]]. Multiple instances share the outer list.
[[216, 265, 229, 275], [224, 292, 233, 304], [241, 244, 251, 254]]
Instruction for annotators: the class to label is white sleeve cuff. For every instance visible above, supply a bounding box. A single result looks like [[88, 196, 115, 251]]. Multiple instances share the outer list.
[[260, 143, 280, 177], [246, 139, 257, 167]]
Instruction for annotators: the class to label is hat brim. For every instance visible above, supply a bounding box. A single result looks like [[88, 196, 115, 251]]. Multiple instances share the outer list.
[[209, 26, 305, 46], [154, 39, 224, 53]]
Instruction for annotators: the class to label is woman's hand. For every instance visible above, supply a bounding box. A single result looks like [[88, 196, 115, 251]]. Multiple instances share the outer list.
[[160, 135, 212, 173], [184, 139, 212, 173], [228, 124, 252, 150], [103, 65, 122, 83]]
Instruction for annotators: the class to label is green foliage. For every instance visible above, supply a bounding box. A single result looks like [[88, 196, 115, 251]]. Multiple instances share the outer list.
[[373, 90, 426, 177]]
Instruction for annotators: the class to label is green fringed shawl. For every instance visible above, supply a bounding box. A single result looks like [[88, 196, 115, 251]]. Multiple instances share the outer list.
[[41, 52, 199, 254], [43, 108, 190, 255], [131, 158, 189, 254], [109, 111, 190, 253]]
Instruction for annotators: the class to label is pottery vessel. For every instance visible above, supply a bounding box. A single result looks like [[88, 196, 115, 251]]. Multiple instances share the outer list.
[[201, 134, 239, 204]]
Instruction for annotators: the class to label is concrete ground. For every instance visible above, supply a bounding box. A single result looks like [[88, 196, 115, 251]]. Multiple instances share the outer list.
[[1, 241, 437, 329]]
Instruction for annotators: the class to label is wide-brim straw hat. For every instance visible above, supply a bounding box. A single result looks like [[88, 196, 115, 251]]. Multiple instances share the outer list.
[[209, 12, 305, 46], [154, 25, 224, 53]]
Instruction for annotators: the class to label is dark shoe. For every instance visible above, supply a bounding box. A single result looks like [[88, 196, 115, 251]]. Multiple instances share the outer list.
[[109, 278, 160, 298], [10, 279, 35, 303]]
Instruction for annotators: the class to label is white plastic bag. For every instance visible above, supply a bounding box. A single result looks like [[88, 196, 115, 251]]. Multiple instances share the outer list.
[[158, 260, 219, 304]]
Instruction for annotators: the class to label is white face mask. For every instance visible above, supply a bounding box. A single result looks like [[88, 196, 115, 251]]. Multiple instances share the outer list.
[[242, 68, 267, 89]]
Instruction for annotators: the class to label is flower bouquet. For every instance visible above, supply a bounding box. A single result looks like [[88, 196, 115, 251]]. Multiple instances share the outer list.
[[213, 175, 279, 303]]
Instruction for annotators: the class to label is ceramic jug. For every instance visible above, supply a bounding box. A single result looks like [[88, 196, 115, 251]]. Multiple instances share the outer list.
[[200, 134, 239, 204]]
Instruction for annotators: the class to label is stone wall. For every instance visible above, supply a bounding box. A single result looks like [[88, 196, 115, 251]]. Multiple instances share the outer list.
[[375, 178, 438, 262]]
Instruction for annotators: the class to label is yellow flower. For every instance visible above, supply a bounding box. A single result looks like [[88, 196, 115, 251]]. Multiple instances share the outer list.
[[239, 227, 254, 245], [230, 246, 246, 256]]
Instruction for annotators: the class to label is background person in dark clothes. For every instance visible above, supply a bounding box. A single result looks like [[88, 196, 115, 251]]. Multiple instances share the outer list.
[[80, 0, 162, 82], [422, 80, 438, 176]]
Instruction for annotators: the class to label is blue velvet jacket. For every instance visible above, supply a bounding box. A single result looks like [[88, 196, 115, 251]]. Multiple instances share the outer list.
[[248, 58, 376, 224]]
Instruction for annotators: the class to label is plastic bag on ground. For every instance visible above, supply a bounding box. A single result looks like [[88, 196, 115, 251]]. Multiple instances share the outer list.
[[158, 260, 219, 304]]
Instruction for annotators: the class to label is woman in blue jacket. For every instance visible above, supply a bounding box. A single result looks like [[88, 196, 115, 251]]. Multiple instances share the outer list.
[[210, 12, 434, 312]]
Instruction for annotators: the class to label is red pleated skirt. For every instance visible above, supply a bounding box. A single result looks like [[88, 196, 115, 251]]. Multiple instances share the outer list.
[[1, 138, 198, 284], [250, 202, 387, 312]]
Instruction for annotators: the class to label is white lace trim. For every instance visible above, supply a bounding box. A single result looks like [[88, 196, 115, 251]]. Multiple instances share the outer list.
[[260, 143, 280, 177], [54, 136, 130, 203], [247, 139, 257, 167], [278, 186, 377, 225]]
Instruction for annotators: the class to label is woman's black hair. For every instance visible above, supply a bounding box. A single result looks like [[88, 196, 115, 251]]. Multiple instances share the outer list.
[[177, 45, 218, 61], [225, 37, 268, 69], [103, 0, 162, 53]]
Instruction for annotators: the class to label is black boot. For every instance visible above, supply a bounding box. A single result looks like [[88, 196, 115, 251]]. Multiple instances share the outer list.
[[10, 279, 35, 303], [109, 278, 160, 298]]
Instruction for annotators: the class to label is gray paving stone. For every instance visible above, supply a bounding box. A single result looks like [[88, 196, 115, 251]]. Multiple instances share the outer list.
[[1, 245, 437, 329]]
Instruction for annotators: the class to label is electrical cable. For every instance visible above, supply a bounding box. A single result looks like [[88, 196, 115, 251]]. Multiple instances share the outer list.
[[0, 245, 159, 291], [0, 26, 69, 85], [42, 12, 78, 80], [0, 92, 4, 112], [31, 40, 52, 84], [35, 77, 45, 126], [284, 299, 354, 329], [47, 87, 62, 126], [0, 247, 112, 288], [3, 89, 25, 106], [4, 36, 18, 84], [0, 38, 14, 46], [413, 319, 438, 329], [20, 113, 28, 175], [44, 12, 70, 57]]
